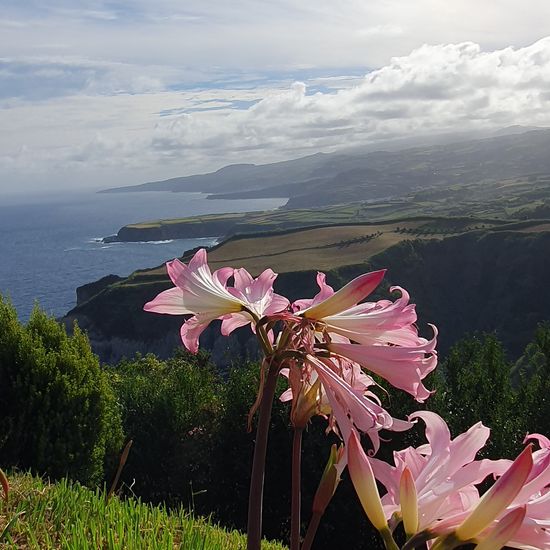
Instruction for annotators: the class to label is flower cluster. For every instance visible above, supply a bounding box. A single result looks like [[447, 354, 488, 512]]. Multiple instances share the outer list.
[[349, 411, 550, 549], [145, 249, 550, 550], [144, 249, 436, 451]]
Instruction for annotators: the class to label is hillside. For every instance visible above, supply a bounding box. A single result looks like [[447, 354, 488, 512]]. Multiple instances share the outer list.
[[101, 128, 550, 209], [63, 219, 550, 365], [104, 172, 550, 243]]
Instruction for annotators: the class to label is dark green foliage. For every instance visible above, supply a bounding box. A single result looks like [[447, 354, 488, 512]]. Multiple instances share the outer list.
[[108, 350, 219, 510], [7, 291, 550, 548], [0, 296, 123, 485], [515, 323, 550, 437], [208, 360, 293, 537], [428, 333, 523, 459]]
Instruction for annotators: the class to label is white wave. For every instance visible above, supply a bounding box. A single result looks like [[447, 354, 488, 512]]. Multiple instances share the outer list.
[[147, 239, 175, 245], [127, 239, 175, 244]]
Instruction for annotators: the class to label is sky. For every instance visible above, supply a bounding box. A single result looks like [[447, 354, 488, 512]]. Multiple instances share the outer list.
[[2, 1, 550, 194]]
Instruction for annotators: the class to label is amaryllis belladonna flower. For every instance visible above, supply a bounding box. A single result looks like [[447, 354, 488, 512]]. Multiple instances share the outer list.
[[144, 249, 288, 352], [348, 410, 550, 549], [293, 270, 438, 403]]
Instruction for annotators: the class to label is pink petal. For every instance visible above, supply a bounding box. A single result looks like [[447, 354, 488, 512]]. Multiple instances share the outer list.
[[510, 447, 550, 507], [321, 287, 418, 344], [507, 517, 550, 549], [180, 314, 214, 353], [220, 313, 252, 336], [524, 432, 550, 449], [249, 268, 277, 300], [329, 334, 437, 402], [302, 270, 386, 319], [233, 267, 254, 291], [214, 266, 234, 286], [370, 456, 400, 505], [143, 287, 193, 315], [348, 430, 389, 531], [409, 411, 451, 459], [293, 272, 334, 312], [455, 446, 533, 541], [264, 293, 291, 315], [309, 355, 412, 454], [447, 421, 491, 474], [475, 506, 526, 550]]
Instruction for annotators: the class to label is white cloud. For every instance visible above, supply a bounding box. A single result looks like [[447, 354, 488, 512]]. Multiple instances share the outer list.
[[3, 38, 550, 192], [3, 1, 550, 191]]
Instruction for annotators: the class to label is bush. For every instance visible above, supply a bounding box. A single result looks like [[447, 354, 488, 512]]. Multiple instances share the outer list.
[[0, 297, 123, 485], [515, 323, 550, 437], [108, 350, 220, 510], [428, 333, 524, 459]]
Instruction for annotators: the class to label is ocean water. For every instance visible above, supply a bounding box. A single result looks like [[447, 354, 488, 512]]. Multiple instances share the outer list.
[[0, 190, 287, 321]]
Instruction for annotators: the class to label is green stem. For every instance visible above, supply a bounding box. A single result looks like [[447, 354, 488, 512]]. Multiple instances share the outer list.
[[256, 324, 274, 356], [246, 364, 280, 550], [301, 511, 321, 550], [430, 535, 461, 550], [380, 527, 400, 550], [290, 428, 303, 550]]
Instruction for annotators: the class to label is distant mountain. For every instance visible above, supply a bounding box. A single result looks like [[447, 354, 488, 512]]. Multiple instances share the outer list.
[[100, 126, 550, 208]]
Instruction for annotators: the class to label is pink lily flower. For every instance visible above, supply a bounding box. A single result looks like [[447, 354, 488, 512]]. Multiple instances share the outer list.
[[144, 249, 289, 352], [472, 435, 550, 549], [281, 354, 412, 454], [294, 270, 438, 402], [365, 412, 511, 534], [383, 421, 550, 549], [427, 446, 534, 549], [220, 267, 290, 336], [349, 417, 550, 550]]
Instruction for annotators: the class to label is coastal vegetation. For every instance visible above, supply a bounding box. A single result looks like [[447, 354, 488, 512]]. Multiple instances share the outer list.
[[3, 293, 550, 548], [105, 172, 549, 242]]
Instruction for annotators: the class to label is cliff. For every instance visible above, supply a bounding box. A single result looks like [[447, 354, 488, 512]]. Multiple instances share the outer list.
[[64, 223, 550, 365]]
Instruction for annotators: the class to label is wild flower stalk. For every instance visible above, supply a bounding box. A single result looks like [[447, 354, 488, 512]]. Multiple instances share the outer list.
[[145, 248, 440, 549]]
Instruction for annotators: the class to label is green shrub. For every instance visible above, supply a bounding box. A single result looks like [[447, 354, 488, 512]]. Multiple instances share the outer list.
[[108, 350, 220, 509], [0, 297, 123, 485], [428, 333, 524, 459], [515, 323, 550, 437]]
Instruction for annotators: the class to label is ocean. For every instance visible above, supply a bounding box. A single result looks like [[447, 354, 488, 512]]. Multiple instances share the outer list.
[[0, 189, 286, 321]]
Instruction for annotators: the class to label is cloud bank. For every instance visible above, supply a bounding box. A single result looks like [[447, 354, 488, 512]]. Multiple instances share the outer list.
[[2, 35, 550, 190]]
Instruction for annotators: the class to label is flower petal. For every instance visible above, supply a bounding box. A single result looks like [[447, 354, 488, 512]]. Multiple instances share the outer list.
[[301, 270, 386, 319], [455, 446, 533, 541], [328, 329, 437, 402], [474, 506, 526, 550], [348, 430, 389, 532], [180, 314, 216, 354], [143, 287, 193, 315]]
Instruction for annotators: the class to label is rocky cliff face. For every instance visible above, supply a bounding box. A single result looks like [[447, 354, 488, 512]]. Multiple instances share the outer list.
[[63, 229, 550, 365]]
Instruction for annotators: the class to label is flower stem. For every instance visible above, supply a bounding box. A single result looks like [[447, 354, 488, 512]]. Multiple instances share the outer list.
[[291, 427, 303, 550], [301, 511, 321, 550], [247, 363, 280, 550], [380, 527, 400, 550]]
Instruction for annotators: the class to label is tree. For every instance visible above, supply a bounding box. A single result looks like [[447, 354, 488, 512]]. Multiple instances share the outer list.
[[428, 333, 523, 459], [0, 297, 123, 484]]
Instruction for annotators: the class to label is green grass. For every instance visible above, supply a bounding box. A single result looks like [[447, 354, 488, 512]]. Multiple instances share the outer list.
[[0, 473, 286, 549]]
